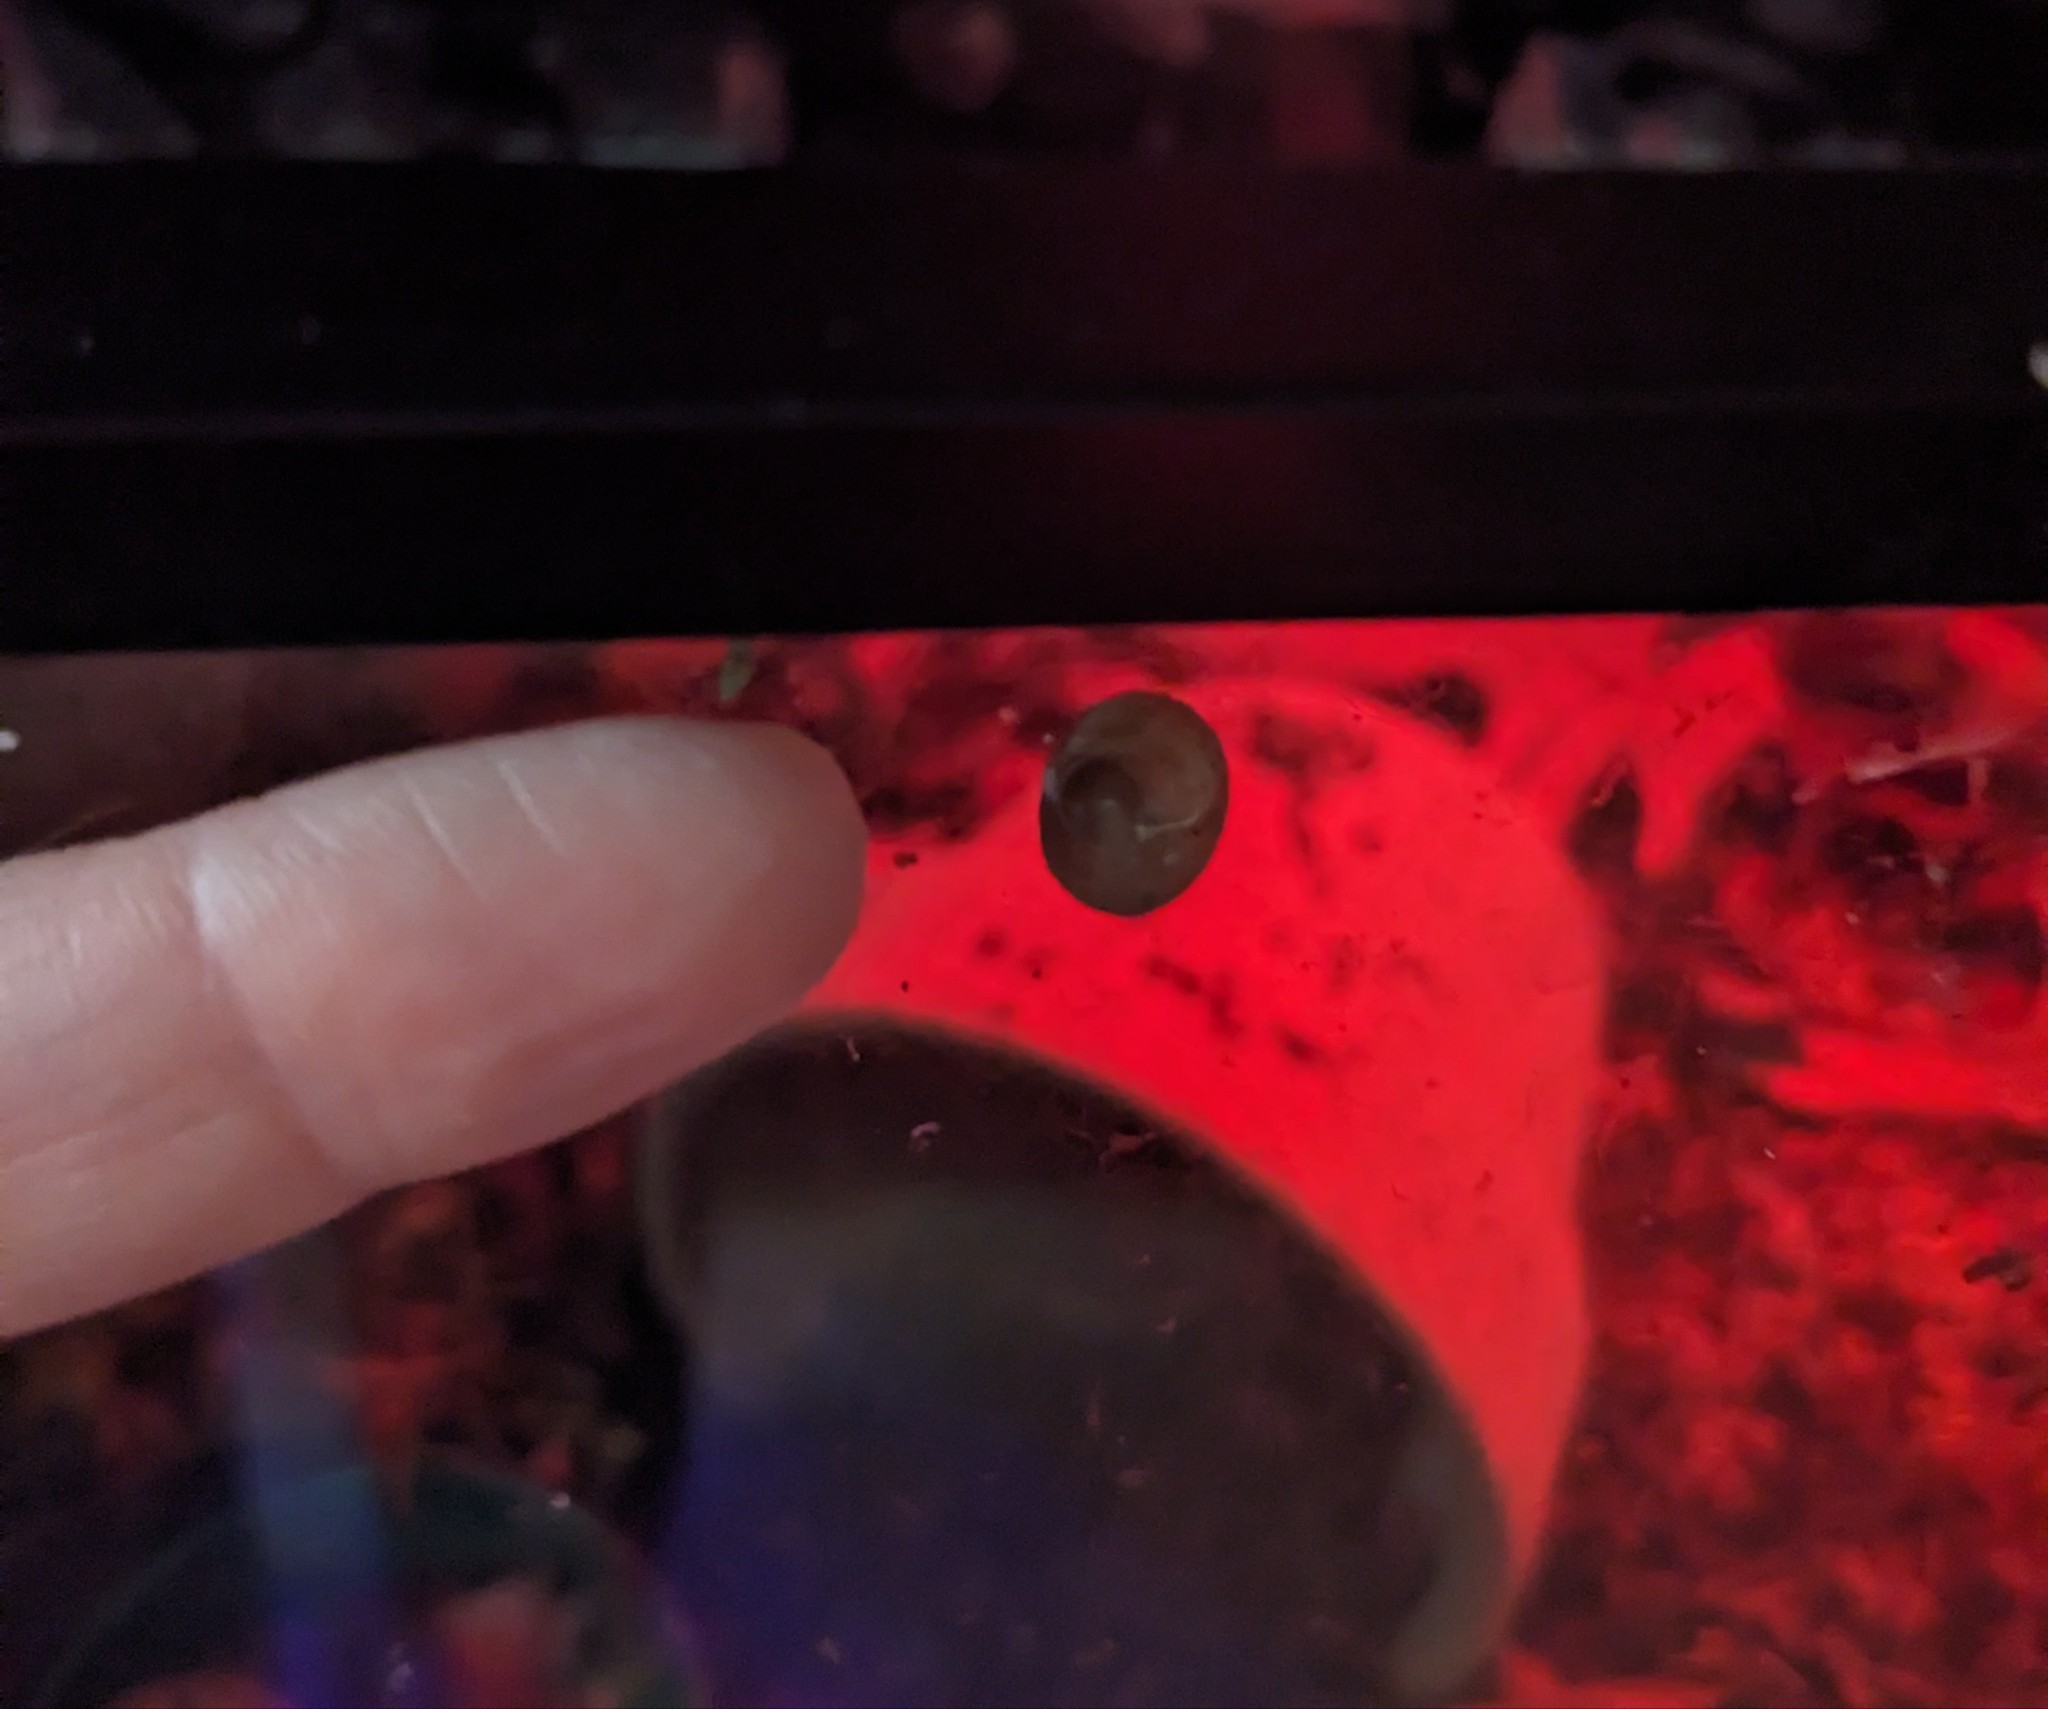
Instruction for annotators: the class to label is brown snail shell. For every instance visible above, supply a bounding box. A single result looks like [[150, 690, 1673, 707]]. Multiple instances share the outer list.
[[1039, 690, 1228, 917]]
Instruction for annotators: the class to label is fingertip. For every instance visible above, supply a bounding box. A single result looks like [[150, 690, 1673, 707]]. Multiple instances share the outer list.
[[614, 716, 869, 923], [573, 715, 871, 1001]]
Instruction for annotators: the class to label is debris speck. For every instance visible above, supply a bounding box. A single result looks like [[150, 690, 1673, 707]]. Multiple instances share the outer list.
[[816, 1637, 843, 1665], [1115, 1467, 1153, 1492], [1100, 1127, 1153, 1166], [909, 1121, 941, 1153], [1962, 1246, 2034, 1291], [716, 639, 758, 706], [843, 1036, 861, 1065], [0, 730, 19, 753]]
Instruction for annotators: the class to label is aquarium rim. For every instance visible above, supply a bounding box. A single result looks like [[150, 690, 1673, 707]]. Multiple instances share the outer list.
[[1, 161, 2043, 650]]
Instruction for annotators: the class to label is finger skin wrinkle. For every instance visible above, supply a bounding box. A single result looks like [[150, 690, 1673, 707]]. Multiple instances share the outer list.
[[175, 825, 370, 1207], [397, 768, 494, 905], [0, 834, 351, 1337], [490, 747, 572, 861]]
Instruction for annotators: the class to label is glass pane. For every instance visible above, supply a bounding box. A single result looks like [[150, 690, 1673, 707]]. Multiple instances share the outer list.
[[2, 611, 2045, 1706]]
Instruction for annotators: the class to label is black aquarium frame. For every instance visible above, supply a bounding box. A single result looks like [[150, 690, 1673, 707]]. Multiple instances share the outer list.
[[1, 162, 2044, 651]]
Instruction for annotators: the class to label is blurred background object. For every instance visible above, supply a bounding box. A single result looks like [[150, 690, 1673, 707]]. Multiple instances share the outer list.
[[5, 0, 2041, 165], [0, 651, 258, 856]]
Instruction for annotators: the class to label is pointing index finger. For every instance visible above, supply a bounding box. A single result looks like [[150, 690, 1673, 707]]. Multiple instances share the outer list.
[[0, 717, 866, 1337]]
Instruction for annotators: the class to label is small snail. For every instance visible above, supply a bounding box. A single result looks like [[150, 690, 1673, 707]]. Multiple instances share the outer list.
[[1040, 691, 1228, 917]]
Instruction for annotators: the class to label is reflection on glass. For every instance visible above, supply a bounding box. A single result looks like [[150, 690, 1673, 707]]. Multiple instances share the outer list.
[[2, 609, 2046, 1707], [0, 0, 1936, 167]]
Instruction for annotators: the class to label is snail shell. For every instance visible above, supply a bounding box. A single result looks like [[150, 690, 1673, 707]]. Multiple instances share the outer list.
[[1039, 690, 1229, 917]]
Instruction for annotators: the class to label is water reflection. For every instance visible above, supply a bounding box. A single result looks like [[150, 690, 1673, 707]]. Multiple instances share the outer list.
[[645, 1022, 1440, 1707]]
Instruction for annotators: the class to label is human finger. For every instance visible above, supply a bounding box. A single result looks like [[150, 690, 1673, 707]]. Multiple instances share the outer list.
[[0, 716, 865, 1336]]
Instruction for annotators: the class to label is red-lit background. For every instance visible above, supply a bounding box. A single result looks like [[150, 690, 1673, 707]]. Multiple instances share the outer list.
[[5, 607, 2046, 1707]]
